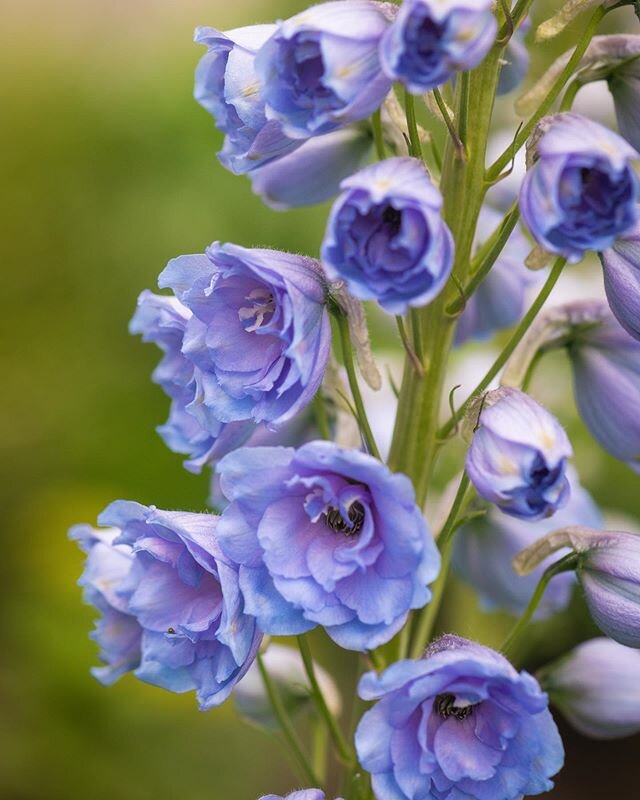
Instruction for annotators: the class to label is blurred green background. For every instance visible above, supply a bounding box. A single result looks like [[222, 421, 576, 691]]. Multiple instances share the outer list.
[[1, 1, 638, 798]]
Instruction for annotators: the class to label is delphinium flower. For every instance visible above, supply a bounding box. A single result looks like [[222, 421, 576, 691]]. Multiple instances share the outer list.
[[215, 441, 440, 650], [453, 468, 602, 618], [565, 305, 640, 472], [133, 243, 331, 472], [599, 217, 640, 341], [355, 635, 564, 800], [539, 637, 640, 740], [515, 525, 640, 648], [259, 792, 341, 800], [465, 387, 573, 520], [520, 112, 640, 262], [321, 157, 453, 314], [130, 291, 253, 472], [380, 0, 497, 93], [70, 501, 262, 709], [255, 1, 394, 139], [194, 25, 299, 174], [454, 206, 538, 346]]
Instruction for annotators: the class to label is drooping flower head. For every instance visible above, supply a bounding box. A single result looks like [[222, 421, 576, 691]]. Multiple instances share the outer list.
[[255, 1, 393, 139], [520, 113, 640, 262], [599, 217, 640, 342], [194, 25, 299, 174], [132, 243, 331, 472], [321, 157, 454, 314], [355, 635, 564, 800], [565, 304, 640, 472], [539, 637, 640, 740], [130, 291, 253, 472], [70, 501, 263, 710], [455, 206, 538, 346], [466, 387, 573, 520], [216, 441, 440, 651], [380, 0, 497, 94], [454, 467, 602, 618]]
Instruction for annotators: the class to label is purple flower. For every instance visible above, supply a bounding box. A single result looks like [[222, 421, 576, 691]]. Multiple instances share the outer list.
[[454, 468, 602, 618], [599, 217, 640, 342], [194, 25, 299, 174], [321, 157, 454, 314], [540, 637, 640, 740], [250, 126, 373, 210], [566, 306, 640, 472], [380, 0, 497, 94], [255, 1, 393, 138], [355, 635, 564, 800], [130, 291, 253, 472], [455, 207, 538, 346], [158, 243, 331, 426], [260, 792, 338, 800], [520, 113, 640, 262], [71, 501, 263, 710], [69, 524, 142, 685], [608, 51, 640, 152], [216, 441, 440, 651], [466, 387, 573, 520]]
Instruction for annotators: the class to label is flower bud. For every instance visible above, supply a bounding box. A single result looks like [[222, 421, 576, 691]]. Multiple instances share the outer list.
[[465, 387, 573, 520], [540, 638, 640, 739], [599, 218, 640, 342], [514, 526, 640, 648], [520, 113, 639, 262], [380, 0, 497, 94], [255, 1, 393, 139], [566, 306, 640, 472], [235, 644, 341, 729]]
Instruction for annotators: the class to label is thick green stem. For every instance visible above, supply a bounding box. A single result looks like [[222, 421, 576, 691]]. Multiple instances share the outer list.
[[389, 45, 504, 505], [404, 90, 423, 159], [257, 653, 320, 786], [501, 552, 580, 659], [297, 636, 355, 768], [438, 256, 567, 441]]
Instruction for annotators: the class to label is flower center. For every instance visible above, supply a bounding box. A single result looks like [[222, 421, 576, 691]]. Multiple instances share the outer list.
[[434, 693, 473, 721], [325, 501, 365, 536], [238, 288, 275, 332]]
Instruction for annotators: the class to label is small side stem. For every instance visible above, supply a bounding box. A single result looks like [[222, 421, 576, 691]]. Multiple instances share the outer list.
[[257, 653, 321, 787], [404, 89, 423, 160], [371, 109, 386, 160], [297, 636, 355, 768], [313, 391, 332, 440], [438, 256, 567, 441], [396, 316, 424, 374], [501, 552, 580, 658], [432, 87, 465, 159]]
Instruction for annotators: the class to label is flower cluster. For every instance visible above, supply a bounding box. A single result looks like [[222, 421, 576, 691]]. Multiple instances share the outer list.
[[70, 2, 640, 799]]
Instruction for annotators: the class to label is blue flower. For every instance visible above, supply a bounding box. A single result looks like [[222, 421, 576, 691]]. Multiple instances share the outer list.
[[71, 501, 263, 710], [250, 126, 373, 209], [130, 290, 254, 473], [520, 113, 640, 262], [255, 1, 393, 138], [466, 387, 573, 520], [321, 157, 453, 314], [566, 305, 640, 472], [216, 441, 440, 651], [380, 0, 497, 94], [454, 468, 602, 618], [158, 243, 331, 426], [540, 637, 640, 740], [497, 23, 529, 95], [455, 206, 538, 346], [260, 792, 334, 800], [355, 635, 564, 800], [599, 216, 640, 342], [194, 25, 299, 174]]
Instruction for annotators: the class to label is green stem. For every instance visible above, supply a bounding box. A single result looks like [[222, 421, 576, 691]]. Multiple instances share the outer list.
[[313, 391, 331, 440], [410, 473, 472, 658], [336, 312, 381, 460], [501, 552, 580, 658], [438, 256, 567, 441], [371, 109, 386, 160], [257, 653, 320, 786], [404, 89, 423, 160], [312, 721, 328, 784], [447, 202, 520, 316], [432, 87, 464, 158], [396, 315, 424, 374], [560, 79, 582, 112], [296, 636, 355, 768], [502, 0, 534, 35], [487, 6, 606, 182]]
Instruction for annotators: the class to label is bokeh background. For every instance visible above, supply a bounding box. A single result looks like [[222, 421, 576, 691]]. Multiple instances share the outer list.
[[1, 1, 638, 798]]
